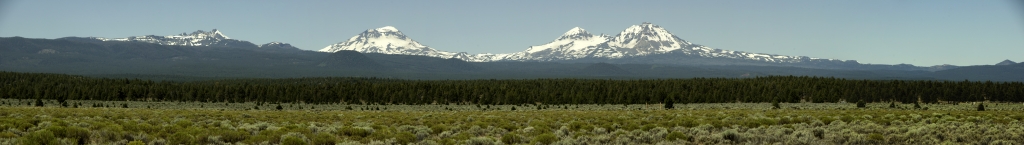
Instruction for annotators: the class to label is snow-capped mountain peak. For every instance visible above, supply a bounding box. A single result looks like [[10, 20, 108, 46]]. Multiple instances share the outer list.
[[319, 26, 459, 58], [202, 29, 229, 39], [514, 27, 613, 60], [608, 22, 690, 53], [557, 27, 594, 40], [173, 29, 230, 40]]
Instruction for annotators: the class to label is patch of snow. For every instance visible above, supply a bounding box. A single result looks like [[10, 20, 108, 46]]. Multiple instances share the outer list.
[[375, 26, 400, 32]]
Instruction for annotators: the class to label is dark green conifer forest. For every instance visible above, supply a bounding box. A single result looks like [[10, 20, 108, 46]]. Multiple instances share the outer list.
[[2, 71, 1022, 105]]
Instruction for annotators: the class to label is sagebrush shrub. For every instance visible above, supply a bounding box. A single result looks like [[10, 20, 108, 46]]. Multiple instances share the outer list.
[[868, 133, 883, 141], [465, 137, 495, 145], [501, 133, 526, 144], [533, 133, 557, 144], [310, 132, 338, 145], [666, 132, 687, 141], [339, 127, 372, 137], [49, 126, 90, 144], [217, 130, 249, 143], [168, 132, 195, 145], [127, 141, 145, 145], [721, 129, 741, 142], [394, 132, 417, 144], [280, 132, 309, 145], [19, 130, 60, 145]]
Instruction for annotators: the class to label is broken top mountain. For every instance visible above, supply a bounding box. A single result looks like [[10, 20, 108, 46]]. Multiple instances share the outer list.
[[78, 29, 298, 50], [318, 22, 890, 70]]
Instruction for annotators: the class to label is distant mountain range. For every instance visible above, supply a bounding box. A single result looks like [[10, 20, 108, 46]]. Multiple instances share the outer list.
[[0, 36, 1020, 81], [48, 24, 965, 71], [318, 22, 956, 71], [3, 23, 1021, 81]]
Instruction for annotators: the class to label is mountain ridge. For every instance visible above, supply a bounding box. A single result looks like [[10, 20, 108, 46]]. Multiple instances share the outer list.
[[79, 29, 297, 50], [29, 24, 968, 72], [996, 59, 1016, 65], [4, 36, 1020, 81]]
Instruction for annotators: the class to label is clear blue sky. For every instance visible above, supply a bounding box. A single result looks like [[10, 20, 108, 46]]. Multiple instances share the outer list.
[[1, 0, 1022, 66]]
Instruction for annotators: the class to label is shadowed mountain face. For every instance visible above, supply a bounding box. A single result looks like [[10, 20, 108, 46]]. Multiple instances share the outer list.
[[576, 63, 631, 76], [318, 50, 387, 71], [934, 62, 1024, 81], [438, 58, 482, 71], [363, 53, 482, 73]]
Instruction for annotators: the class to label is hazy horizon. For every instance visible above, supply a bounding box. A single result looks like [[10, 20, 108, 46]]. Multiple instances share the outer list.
[[1, 0, 1022, 66]]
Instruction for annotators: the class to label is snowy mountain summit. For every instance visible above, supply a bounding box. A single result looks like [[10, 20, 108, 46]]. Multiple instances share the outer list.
[[509, 22, 705, 61], [515, 27, 611, 61], [319, 26, 461, 58], [320, 23, 842, 65], [607, 22, 693, 54], [514, 22, 839, 63]]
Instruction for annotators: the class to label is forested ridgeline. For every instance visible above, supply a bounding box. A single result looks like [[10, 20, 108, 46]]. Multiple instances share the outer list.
[[2, 71, 1022, 105]]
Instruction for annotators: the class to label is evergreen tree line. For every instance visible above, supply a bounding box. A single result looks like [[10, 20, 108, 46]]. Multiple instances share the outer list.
[[2, 71, 1023, 105]]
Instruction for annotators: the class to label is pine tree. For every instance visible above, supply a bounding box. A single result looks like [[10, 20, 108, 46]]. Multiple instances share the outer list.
[[772, 101, 781, 109], [664, 97, 675, 109], [34, 98, 44, 107]]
